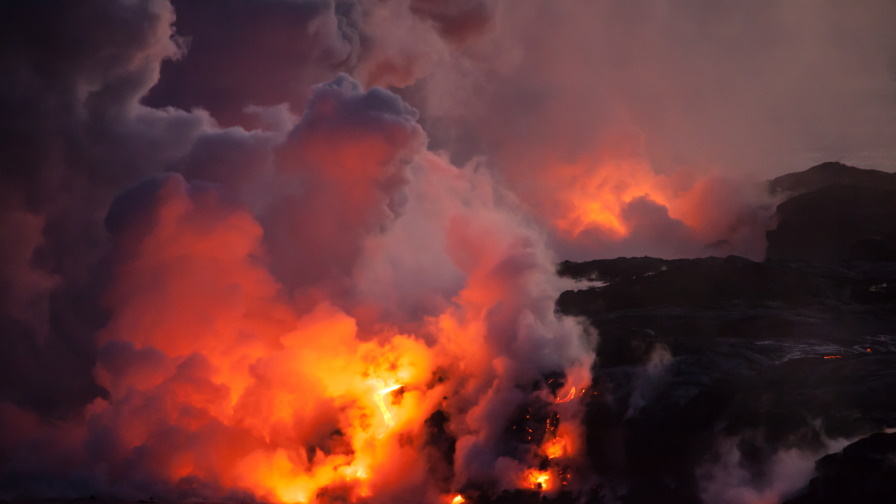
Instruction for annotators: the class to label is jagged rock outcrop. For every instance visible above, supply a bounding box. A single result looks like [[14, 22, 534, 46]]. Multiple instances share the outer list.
[[766, 185, 896, 264], [784, 432, 896, 504], [765, 163, 896, 265]]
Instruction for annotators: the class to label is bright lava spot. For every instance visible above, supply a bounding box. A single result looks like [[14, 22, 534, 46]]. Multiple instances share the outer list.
[[450, 494, 466, 504], [375, 384, 403, 427], [823, 355, 842, 359], [556, 386, 576, 403], [523, 469, 555, 491]]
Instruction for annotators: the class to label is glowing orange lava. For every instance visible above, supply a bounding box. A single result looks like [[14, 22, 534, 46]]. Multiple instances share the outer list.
[[823, 355, 842, 359], [555, 386, 576, 403], [522, 469, 555, 491], [375, 384, 403, 428], [449, 494, 466, 504], [215, 307, 441, 503]]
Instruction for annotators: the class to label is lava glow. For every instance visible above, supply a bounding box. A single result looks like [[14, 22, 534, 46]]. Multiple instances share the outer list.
[[220, 313, 439, 503], [522, 469, 555, 492], [69, 144, 596, 504], [556, 386, 576, 403], [542, 435, 569, 459], [552, 156, 674, 238], [375, 384, 403, 429], [534, 148, 751, 255]]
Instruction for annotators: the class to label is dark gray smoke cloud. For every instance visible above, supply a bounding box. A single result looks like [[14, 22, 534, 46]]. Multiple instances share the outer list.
[[0, 0, 194, 418], [143, 0, 361, 127]]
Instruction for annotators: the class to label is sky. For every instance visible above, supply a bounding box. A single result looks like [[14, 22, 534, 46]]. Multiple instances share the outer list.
[[0, 0, 895, 502]]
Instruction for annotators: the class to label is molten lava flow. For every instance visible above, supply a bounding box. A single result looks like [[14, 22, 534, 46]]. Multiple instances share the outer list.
[[375, 384, 403, 428], [449, 494, 466, 504], [823, 355, 842, 359], [556, 386, 576, 403]]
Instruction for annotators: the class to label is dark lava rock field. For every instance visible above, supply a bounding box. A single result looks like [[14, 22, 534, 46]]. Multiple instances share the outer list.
[[551, 163, 896, 504]]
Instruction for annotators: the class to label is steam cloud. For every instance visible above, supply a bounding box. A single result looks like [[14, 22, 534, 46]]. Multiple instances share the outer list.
[[1, 0, 895, 503]]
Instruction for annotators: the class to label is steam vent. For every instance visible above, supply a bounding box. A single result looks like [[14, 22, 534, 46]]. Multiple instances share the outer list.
[[1, 2, 895, 504]]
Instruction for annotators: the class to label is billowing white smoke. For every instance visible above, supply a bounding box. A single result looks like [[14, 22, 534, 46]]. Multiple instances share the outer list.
[[1, 39, 595, 502], [698, 436, 854, 504]]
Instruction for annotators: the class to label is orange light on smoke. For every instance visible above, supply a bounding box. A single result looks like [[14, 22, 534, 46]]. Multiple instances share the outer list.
[[86, 120, 599, 504], [552, 157, 673, 239], [542, 436, 568, 459]]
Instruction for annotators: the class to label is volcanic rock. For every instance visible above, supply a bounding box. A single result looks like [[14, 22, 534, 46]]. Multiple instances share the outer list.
[[766, 185, 896, 265], [764, 162, 896, 265], [557, 252, 896, 504], [767, 161, 896, 197], [783, 432, 896, 504]]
